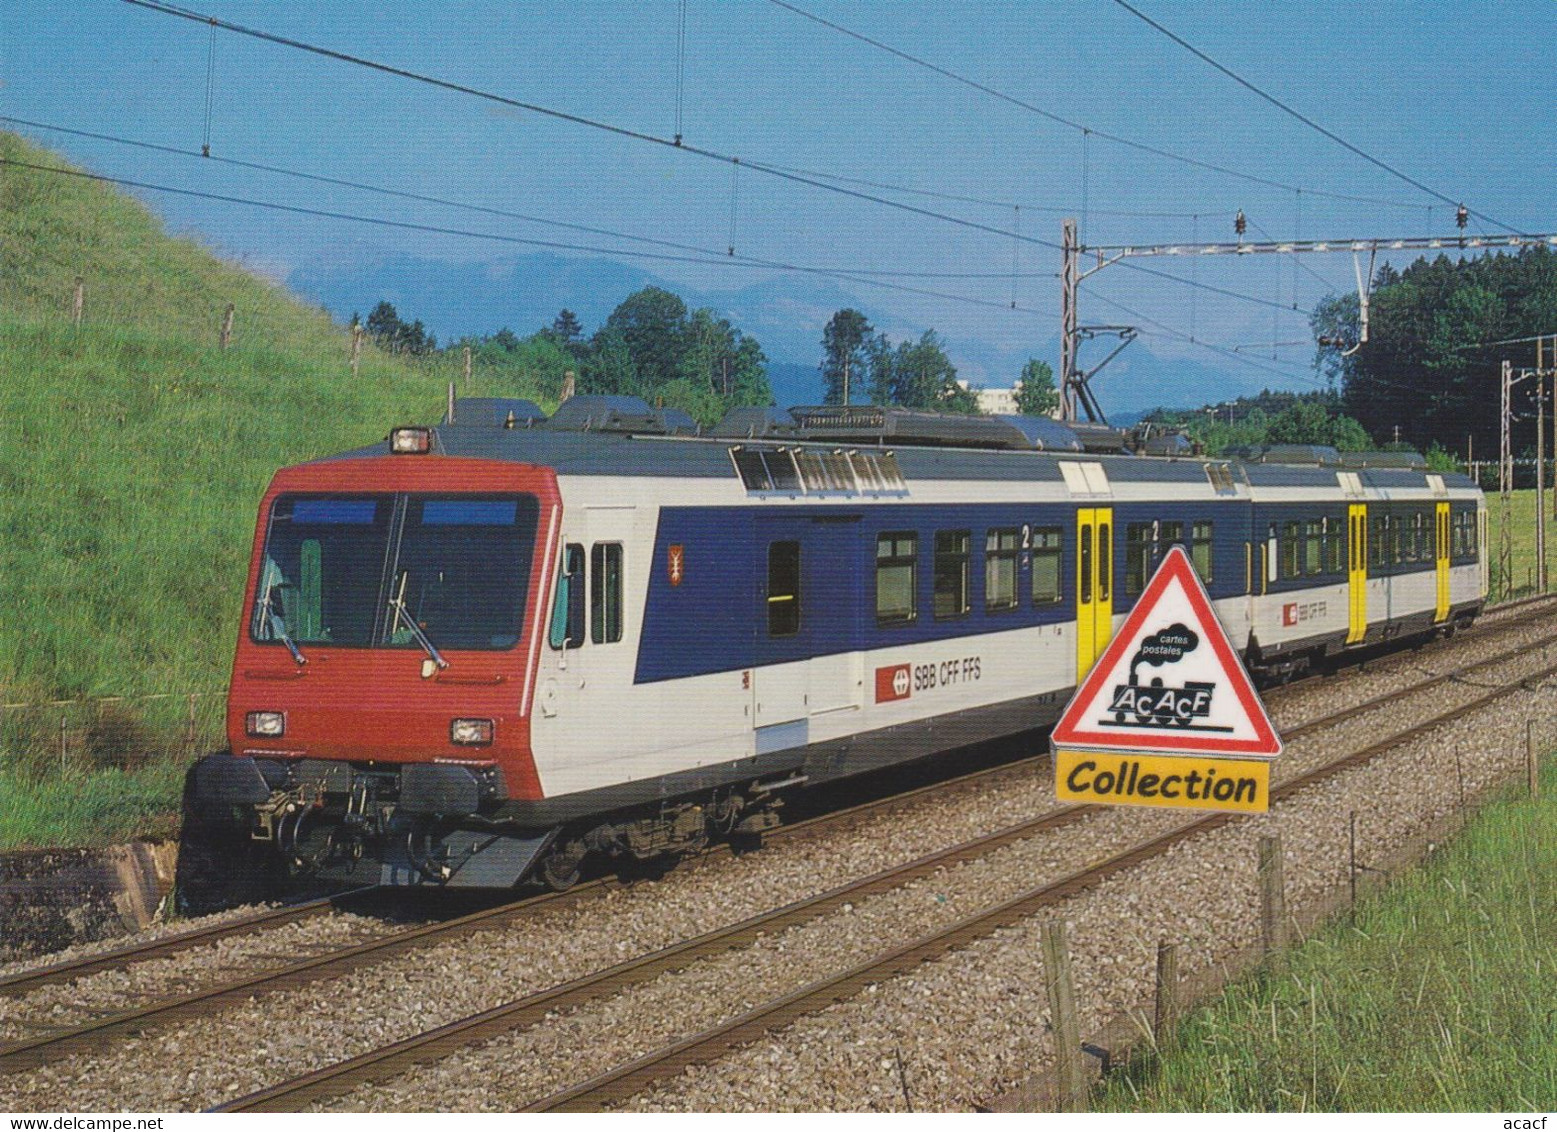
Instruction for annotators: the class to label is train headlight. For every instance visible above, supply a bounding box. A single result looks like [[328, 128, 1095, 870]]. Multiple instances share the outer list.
[[246, 711, 286, 737], [390, 426, 433, 454], [450, 718, 494, 746]]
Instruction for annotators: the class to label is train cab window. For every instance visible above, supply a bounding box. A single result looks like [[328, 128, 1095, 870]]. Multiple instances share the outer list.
[[1191, 520, 1214, 582], [1266, 523, 1278, 584], [1031, 526, 1063, 605], [933, 530, 971, 619], [985, 529, 1020, 612], [767, 541, 801, 637], [876, 532, 917, 625], [1125, 522, 1154, 597], [590, 543, 623, 644], [549, 543, 586, 649]]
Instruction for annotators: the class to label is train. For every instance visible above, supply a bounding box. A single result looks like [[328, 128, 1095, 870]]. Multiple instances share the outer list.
[[179, 395, 1487, 903]]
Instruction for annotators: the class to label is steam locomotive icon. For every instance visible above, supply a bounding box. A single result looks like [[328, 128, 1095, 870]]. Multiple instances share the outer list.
[[1102, 623, 1231, 731]]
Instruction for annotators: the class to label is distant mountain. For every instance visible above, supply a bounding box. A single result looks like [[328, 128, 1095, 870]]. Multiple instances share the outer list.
[[289, 250, 1311, 419]]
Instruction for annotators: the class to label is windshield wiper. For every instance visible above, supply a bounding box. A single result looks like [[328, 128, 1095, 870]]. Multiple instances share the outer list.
[[258, 577, 307, 666], [388, 572, 449, 671]]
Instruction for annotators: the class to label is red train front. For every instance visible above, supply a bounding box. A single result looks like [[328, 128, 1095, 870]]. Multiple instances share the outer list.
[[184, 425, 564, 900]]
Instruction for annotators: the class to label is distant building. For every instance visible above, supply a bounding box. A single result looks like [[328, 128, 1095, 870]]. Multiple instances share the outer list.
[[957, 381, 1043, 417]]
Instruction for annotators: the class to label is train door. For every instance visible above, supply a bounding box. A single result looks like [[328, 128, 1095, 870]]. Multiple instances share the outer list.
[[753, 517, 809, 728], [1435, 501, 1451, 622], [1075, 507, 1114, 679], [1346, 503, 1368, 644], [805, 516, 864, 715]]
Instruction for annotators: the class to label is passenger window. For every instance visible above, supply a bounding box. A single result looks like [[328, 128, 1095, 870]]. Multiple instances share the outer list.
[[1031, 527, 1062, 605], [875, 532, 917, 625], [768, 540, 801, 637], [1281, 522, 1300, 580], [1192, 520, 1213, 582], [1124, 522, 1153, 597], [1097, 522, 1111, 602], [933, 529, 971, 619], [549, 543, 585, 649], [1080, 524, 1093, 603], [590, 543, 623, 644], [985, 528, 1019, 612]]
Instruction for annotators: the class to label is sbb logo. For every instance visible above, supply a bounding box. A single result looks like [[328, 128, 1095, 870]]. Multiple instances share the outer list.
[[1282, 603, 1298, 627], [875, 663, 912, 703]]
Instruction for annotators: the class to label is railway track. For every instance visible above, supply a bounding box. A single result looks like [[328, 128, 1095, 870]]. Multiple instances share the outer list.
[[8, 591, 1552, 1008], [530, 651, 1557, 1112], [197, 622, 1557, 1112], [2, 598, 1552, 1107]]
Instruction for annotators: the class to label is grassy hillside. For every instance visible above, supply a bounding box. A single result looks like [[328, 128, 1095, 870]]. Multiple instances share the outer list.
[[1098, 762, 1557, 1111], [0, 132, 559, 842], [0, 132, 551, 699]]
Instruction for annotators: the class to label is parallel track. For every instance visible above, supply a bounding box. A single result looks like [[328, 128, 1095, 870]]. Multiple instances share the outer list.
[[205, 625, 1557, 1112], [528, 656, 1557, 1112], [8, 592, 1551, 1007]]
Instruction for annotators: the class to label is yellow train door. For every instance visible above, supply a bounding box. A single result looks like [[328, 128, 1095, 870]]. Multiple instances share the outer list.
[[1435, 502, 1450, 622], [1075, 507, 1114, 678], [1347, 503, 1368, 644]]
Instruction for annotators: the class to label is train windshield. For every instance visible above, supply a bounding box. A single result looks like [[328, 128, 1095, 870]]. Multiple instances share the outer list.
[[252, 493, 540, 652]]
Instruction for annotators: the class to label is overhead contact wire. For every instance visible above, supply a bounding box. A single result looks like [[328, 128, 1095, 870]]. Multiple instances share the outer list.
[[1107, 0, 1525, 234]]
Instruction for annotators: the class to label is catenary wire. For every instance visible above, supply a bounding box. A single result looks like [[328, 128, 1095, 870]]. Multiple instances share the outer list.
[[1106, 0, 1524, 235]]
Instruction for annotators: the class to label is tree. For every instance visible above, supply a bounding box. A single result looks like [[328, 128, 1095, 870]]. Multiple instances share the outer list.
[[1314, 245, 1557, 460], [604, 287, 688, 388], [865, 332, 895, 406], [890, 331, 958, 409], [364, 300, 435, 355], [1014, 358, 1060, 417], [682, 308, 772, 409], [579, 324, 639, 397], [551, 309, 583, 344], [820, 309, 873, 405], [365, 301, 402, 346]]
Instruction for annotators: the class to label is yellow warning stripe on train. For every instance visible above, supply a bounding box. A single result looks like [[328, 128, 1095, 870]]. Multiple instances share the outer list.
[[1054, 749, 1270, 813]]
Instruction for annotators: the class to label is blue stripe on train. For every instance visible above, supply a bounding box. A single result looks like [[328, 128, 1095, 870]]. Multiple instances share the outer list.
[[631, 500, 1253, 685]]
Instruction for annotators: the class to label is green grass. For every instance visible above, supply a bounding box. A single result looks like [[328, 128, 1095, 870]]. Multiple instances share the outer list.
[[0, 131, 561, 847], [1487, 488, 1557, 602], [0, 759, 187, 850], [1097, 766, 1557, 1111]]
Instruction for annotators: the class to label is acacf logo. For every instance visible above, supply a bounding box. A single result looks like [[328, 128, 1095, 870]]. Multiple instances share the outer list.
[[875, 663, 912, 703]]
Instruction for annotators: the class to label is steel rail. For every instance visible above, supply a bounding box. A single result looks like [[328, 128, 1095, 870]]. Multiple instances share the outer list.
[[3, 597, 1549, 1073], [214, 634, 1557, 1112], [6, 592, 1542, 1003], [529, 657, 1557, 1112], [212, 806, 1095, 1112]]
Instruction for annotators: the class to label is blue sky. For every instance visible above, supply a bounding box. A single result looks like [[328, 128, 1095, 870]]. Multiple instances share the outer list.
[[3, 1, 1554, 411]]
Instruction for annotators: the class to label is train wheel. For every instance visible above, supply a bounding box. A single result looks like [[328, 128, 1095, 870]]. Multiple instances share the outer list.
[[536, 844, 585, 891]]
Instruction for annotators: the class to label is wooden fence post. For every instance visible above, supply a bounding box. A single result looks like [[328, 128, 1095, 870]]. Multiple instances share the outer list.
[[72, 276, 84, 326], [1529, 720, 1541, 798], [1258, 834, 1287, 972], [219, 302, 235, 350], [463, 345, 472, 388], [350, 323, 364, 378], [1041, 919, 1087, 1113], [1154, 940, 1179, 1053]]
